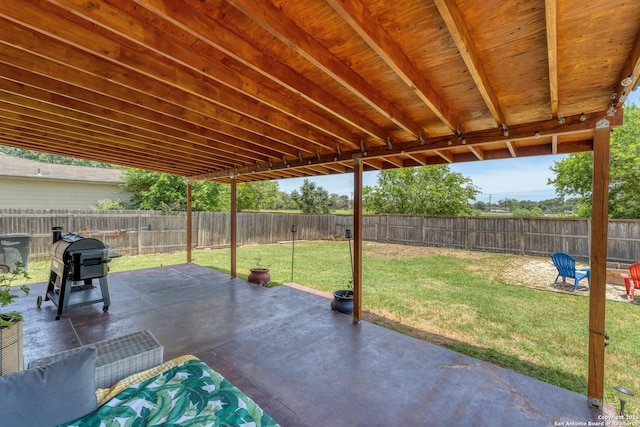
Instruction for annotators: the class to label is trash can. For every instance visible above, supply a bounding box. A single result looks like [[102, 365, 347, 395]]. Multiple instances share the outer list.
[[0, 233, 32, 272]]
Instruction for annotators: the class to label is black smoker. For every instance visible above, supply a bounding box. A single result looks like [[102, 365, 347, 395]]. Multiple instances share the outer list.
[[38, 227, 111, 320]]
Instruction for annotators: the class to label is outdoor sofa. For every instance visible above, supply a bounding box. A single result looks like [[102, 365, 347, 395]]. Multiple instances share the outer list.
[[0, 329, 279, 426]]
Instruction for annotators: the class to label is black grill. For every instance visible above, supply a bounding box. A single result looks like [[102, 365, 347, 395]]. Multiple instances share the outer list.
[[39, 227, 111, 320]]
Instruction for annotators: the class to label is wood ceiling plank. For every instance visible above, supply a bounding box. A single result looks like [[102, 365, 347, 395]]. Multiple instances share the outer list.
[[327, 0, 457, 132], [0, 94, 272, 169], [143, 0, 388, 144], [0, 111, 235, 170], [0, 3, 337, 156], [0, 93, 272, 167], [226, 0, 423, 137], [46, 0, 361, 150], [0, 44, 299, 164], [0, 132, 195, 174], [0, 68, 273, 170], [433, 0, 503, 127]]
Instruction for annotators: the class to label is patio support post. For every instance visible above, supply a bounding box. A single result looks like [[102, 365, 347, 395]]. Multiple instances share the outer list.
[[230, 175, 237, 278], [352, 156, 363, 324], [186, 179, 193, 263], [587, 118, 611, 408]]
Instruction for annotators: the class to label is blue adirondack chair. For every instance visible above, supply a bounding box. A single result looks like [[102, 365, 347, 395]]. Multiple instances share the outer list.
[[551, 252, 590, 290]]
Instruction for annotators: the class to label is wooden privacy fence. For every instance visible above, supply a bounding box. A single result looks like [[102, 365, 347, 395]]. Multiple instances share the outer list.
[[0, 210, 335, 262], [335, 215, 640, 265], [1, 210, 640, 265]]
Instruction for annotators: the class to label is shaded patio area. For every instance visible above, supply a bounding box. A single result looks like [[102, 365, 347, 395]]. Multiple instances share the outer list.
[[16, 264, 607, 426]]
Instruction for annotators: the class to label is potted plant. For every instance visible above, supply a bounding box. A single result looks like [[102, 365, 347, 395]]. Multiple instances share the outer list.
[[0, 262, 30, 374], [248, 257, 270, 286], [331, 229, 354, 314]]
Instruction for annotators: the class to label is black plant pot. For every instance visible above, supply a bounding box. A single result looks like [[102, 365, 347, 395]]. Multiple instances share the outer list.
[[331, 290, 353, 314]]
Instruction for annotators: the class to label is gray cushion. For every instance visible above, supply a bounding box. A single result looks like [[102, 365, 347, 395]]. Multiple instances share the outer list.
[[0, 346, 98, 427]]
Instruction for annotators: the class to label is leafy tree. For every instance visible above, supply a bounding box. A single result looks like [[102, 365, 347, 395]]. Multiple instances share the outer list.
[[0, 146, 113, 168], [330, 194, 352, 211], [549, 104, 640, 218], [292, 179, 334, 213], [237, 181, 280, 211], [512, 206, 545, 217], [363, 166, 479, 215], [192, 180, 230, 212], [92, 199, 126, 210], [121, 170, 188, 212], [121, 169, 229, 212], [472, 200, 488, 211]]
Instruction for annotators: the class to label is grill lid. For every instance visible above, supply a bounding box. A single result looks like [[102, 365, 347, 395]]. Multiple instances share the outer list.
[[50, 233, 108, 260]]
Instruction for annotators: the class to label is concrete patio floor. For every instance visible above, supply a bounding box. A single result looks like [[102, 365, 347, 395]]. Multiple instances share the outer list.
[[14, 263, 610, 426]]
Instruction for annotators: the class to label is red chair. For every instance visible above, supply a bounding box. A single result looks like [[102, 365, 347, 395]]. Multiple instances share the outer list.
[[621, 262, 640, 300]]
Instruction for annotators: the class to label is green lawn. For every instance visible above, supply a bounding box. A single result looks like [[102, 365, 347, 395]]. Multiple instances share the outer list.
[[23, 241, 639, 413]]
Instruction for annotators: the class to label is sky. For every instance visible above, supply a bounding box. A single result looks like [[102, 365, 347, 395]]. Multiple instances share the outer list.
[[276, 89, 640, 202]]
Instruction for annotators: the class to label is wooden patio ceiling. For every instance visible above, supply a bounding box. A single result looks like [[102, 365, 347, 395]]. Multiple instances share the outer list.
[[0, 0, 639, 183]]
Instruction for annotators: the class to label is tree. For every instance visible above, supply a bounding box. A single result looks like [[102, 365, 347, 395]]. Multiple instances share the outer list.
[[237, 181, 280, 211], [0, 146, 113, 168], [121, 169, 229, 212], [549, 104, 640, 218], [292, 179, 334, 213], [330, 194, 352, 211], [363, 166, 479, 215]]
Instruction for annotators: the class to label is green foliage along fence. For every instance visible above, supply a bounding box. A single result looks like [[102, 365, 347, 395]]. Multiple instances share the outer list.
[[1, 210, 640, 265]]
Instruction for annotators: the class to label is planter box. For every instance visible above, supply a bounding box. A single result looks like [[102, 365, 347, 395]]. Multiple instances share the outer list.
[[0, 320, 23, 375]]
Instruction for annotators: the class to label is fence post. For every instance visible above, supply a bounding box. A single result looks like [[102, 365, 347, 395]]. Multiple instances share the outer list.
[[269, 213, 274, 243], [464, 217, 469, 250], [67, 214, 73, 234], [137, 214, 142, 255], [520, 217, 525, 255], [197, 212, 202, 248], [385, 214, 389, 242]]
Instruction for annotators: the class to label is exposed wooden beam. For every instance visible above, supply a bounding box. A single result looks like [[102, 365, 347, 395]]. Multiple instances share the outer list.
[[468, 145, 484, 160], [66, 0, 361, 149], [434, 150, 454, 163], [227, 0, 423, 137], [186, 181, 193, 263], [505, 141, 517, 158], [433, 0, 504, 127], [0, 29, 306, 161], [362, 158, 385, 170], [383, 156, 405, 168], [615, 27, 640, 109], [404, 152, 428, 166], [149, 0, 389, 143], [587, 118, 611, 408], [230, 176, 238, 278], [328, 0, 457, 132], [545, 0, 559, 117], [0, 5, 338, 155], [551, 134, 558, 154], [189, 110, 622, 181], [352, 156, 363, 323]]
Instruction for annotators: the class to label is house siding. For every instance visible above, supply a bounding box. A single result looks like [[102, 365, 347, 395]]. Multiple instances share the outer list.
[[0, 178, 130, 209]]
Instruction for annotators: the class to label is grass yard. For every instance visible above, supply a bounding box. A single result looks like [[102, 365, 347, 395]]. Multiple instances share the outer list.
[[23, 241, 639, 413]]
